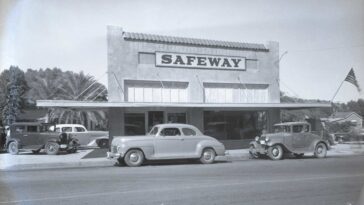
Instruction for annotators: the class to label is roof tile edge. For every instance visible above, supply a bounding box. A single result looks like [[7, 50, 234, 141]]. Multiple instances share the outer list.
[[123, 32, 269, 52]]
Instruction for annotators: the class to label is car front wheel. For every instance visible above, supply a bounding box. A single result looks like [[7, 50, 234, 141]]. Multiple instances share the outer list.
[[45, 142, 60, 155], [200, 148, 216, 164], [267, 145, 284, 160], [124, 149, 144, 167], [8, 141, 19, 155], [314, 143, 327, 158]]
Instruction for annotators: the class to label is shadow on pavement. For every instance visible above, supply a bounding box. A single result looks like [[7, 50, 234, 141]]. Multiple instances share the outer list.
[[114, 159, 230, 167]]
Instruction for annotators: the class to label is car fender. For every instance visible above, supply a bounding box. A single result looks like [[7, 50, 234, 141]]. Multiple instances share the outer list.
[[121, 141, 154, 160], [6, 138, 21, 148], [267, 141, 293, 153], [196, 140, 222, 156], [250, 141, 259, 147], [310, 139, 330, 151]]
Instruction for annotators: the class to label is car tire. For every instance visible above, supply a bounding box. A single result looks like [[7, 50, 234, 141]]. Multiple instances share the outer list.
[[8, 141, 19, 155], [249, 145, 261, 159], [314, 142, 327, 158], [199, 148, 216, 164], [97, 139, 109, 149], [267, 145, 284, 160], [124, 149, 144, 167], [45, 142, 60, 155]]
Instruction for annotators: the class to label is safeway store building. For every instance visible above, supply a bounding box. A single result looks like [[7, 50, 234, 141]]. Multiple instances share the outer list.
[[38, 26, 331, 149]]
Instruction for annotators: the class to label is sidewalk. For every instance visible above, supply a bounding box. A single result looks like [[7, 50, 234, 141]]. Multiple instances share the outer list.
[[0, 144, 363, 171]]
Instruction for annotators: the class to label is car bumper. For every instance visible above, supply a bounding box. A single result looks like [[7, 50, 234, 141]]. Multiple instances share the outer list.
[[106, 152, 121, 159]]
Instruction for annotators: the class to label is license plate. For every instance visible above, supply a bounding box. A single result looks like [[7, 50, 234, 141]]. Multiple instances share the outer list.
[[260, 140, 266, 144], [60, 144, 68, 149]]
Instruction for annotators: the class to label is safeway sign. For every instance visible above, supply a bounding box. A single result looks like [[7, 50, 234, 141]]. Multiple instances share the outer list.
[[155, 52, 246, 70]]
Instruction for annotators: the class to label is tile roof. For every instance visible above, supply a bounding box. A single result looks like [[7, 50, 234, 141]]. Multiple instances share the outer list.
[[123, 32, 269, 51]]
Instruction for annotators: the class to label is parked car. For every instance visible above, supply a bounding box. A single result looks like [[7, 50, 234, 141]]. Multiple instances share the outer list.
[[249, 122, 331, 160], [107, 123, 226, 167], [6, 122, 79, 155], [50, 124, 109, 148]]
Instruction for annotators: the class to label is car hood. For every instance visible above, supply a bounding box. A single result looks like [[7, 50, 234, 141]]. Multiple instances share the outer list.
[[261, 132, 287, 139]]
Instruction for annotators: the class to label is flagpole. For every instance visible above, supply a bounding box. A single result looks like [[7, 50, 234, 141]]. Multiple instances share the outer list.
[[331, 79, 345, 102]]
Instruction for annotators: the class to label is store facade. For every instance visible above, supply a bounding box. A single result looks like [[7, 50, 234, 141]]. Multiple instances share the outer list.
[[107, 26, 280, 149], [37, 26, 331, 149]]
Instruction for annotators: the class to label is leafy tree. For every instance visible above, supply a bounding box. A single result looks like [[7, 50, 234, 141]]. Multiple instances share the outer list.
[[1, 66, 27, 125]]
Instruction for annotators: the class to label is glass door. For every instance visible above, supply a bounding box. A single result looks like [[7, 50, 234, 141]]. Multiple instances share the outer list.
[[148, 111, 164, 132]]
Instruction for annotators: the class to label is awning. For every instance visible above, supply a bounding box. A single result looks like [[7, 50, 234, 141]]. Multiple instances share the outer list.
[[36, 100, 331, 110]]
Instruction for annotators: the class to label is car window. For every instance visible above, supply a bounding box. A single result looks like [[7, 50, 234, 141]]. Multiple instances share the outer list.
[[27, 126, 38, 132], [182, 128, 196, 136], [55, 128, 61, 132], [292, 125, 304, 133], [160, 128, 181, 136], [62, 127, 73, 132], [14, 126, 25, 133], [148, 127, 159, 136], [75, 127, 86, 132]]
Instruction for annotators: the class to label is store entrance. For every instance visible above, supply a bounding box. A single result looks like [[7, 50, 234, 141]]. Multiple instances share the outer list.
[[148, 111, 164, 132]]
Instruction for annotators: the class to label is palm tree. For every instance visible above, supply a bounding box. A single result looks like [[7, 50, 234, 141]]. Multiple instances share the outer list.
[[25, 69, 108, 129]]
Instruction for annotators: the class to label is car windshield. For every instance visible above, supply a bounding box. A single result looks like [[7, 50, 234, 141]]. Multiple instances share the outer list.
[[148, 126, 159, 136], [274, 125, 290, 133]]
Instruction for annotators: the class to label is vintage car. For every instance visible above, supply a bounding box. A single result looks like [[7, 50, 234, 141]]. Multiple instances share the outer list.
[[107, 123, 226, 167], [6, 122, 79, 155], [249, 122, 331, 160], [50, 124, 109, 148]]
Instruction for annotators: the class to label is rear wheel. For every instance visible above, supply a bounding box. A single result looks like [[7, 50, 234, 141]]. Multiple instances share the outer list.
[[314, 143, 327, 158], [45, 142, 59, 155], [200, 148, 216, 164], [267, 145, 284, 160], [124, 149, 144, 167], [8, 141, 19, 155]]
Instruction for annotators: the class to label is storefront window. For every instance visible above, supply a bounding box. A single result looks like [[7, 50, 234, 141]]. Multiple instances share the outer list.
[[203, 111, 267, 140], [125, 113, 146, 135], [167, 113, 186, 124]]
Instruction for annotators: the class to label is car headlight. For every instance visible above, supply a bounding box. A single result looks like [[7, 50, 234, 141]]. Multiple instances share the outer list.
[[255, 136, 259, 141], [265, 137, 270, 142]]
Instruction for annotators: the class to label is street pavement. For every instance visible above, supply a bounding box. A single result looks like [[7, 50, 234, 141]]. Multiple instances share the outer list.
[[0, 143, 363, 171], [0, 155, 364, 205]]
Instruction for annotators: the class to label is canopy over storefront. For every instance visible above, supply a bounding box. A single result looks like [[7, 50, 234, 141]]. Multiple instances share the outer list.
[[37, 100, 331, 110]]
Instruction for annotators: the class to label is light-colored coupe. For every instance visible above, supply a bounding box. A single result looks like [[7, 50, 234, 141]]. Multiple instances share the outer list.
[[107, 124, 226, 167]]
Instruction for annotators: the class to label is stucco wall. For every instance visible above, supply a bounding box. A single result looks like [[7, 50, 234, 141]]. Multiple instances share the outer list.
[[107, 26, 280, 103]]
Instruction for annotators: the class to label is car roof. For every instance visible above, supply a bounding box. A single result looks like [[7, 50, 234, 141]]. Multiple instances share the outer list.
[[274, 122, 310, 126], [11, 122, 42, 126], [154, 123, 196, 128], [55, 124, 85, 127]]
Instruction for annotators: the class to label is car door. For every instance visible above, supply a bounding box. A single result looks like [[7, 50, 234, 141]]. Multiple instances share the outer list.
[[12, 125, 28, 147], [154, 127, 185, 158], [180, 127, 201, 156], [292, 125, 307, 148], [72, 126, 89, 145], [25, 125, 41, 149]]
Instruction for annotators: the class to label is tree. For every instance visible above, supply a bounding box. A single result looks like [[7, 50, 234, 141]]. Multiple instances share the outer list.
[[1, 66, 27, 125], [24, 69, 108, 129]]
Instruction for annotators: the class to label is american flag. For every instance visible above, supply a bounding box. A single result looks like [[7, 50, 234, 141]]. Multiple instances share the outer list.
[[344, 68, 361, 92]]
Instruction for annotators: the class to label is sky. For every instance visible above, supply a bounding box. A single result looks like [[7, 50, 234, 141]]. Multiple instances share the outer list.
[[0, 0, 363, 103]]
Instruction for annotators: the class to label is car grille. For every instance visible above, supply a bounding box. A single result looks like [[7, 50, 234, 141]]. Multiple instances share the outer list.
[[112, 146, 118, 153]]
